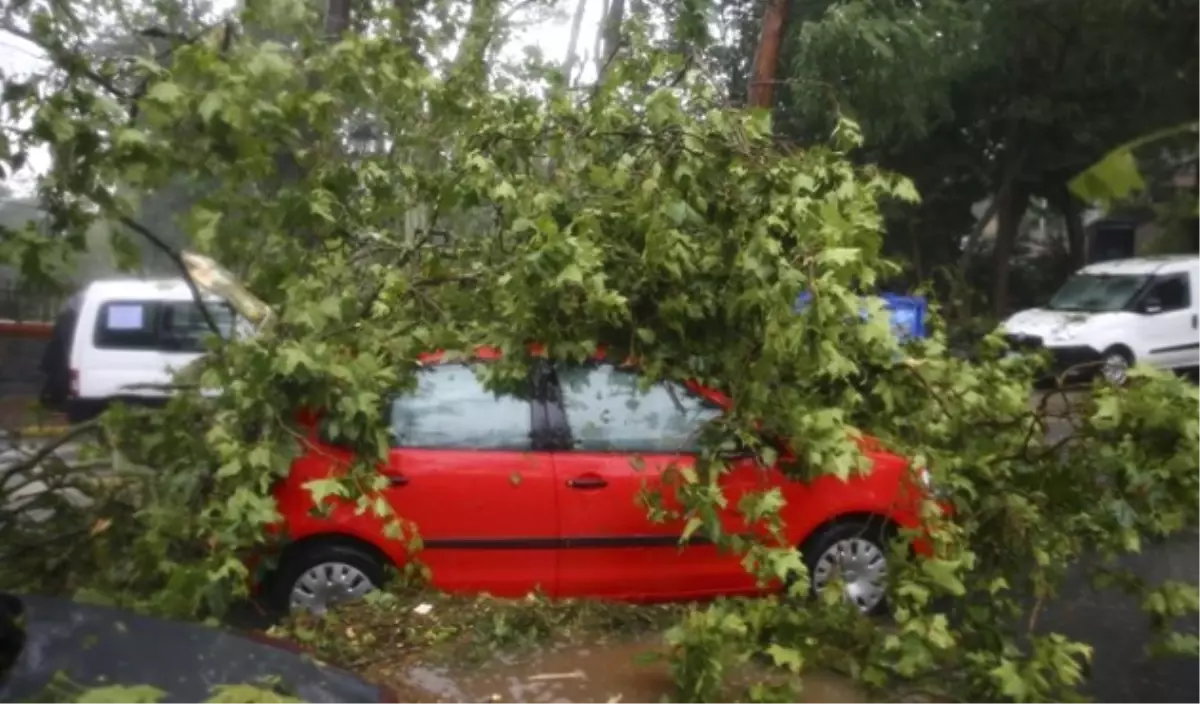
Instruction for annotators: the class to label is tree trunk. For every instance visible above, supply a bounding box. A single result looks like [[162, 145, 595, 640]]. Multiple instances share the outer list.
[[563, 0, 588, 83], [593, 0, 609, 76], [598, 0, 626, 78], [958, 146, 1028, 275], [1059, 185, 1086, 270], [747, 0, 787, 108], [324, 0, 351, 38], [991, 184, 1029, 319], [451, 0, 501, 85], [394, 0, 427, 61]]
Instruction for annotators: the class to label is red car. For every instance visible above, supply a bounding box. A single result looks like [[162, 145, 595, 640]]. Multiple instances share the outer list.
[[264, 349, 932, 616]]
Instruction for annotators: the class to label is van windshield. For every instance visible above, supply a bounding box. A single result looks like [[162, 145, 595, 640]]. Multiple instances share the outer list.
[[1046, 273, 1148, 313]]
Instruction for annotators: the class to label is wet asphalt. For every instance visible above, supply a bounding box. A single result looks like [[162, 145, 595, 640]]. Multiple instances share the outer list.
[[1034, 390, 1198, 702], [1040, 530, 1199, 703]]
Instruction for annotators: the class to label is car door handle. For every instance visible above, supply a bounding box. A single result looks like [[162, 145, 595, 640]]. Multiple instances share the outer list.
[[566, 475, 608, 490], [388, 475, 409, 487], [1192, 314, 1197, 329]]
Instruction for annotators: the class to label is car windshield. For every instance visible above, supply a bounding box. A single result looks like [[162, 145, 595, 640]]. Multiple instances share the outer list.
[[1046, 273, 1148, 312]]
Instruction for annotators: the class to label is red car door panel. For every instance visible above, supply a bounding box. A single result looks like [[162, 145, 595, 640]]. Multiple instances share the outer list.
[[384, 448, 556, 598], [549, 363, 760, 600], [555, 451, 761, 599], [278, 361, 558, 599]]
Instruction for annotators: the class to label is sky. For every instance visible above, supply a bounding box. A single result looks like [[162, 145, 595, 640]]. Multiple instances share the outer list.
[[0, 0, 605, 195]]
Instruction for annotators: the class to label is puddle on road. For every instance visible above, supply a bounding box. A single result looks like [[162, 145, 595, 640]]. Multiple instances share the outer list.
[[396, 637, 867, 703]]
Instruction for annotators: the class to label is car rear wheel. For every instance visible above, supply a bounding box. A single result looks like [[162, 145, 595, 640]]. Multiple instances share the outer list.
[[270, 541, 387, 616], [800, 518, 892, 615]]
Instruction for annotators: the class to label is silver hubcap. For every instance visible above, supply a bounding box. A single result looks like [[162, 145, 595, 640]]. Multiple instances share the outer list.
[[811, 538, 888, 612], [289, 562, 376, 614], [1102, 354, 1128, 385]]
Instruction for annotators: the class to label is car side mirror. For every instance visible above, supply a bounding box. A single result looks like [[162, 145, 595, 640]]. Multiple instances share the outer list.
[[1141, 298, 1163, 314]]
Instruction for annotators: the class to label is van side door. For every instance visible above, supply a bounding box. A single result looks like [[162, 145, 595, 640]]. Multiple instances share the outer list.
[[81, 300, 173, 401], [1136, 272, 1199, 370]]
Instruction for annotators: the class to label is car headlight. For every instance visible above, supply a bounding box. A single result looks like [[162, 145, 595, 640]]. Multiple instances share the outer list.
[[917, 467, 947, 498]]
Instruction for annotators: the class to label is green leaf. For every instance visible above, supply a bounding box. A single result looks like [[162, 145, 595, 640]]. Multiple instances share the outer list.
[[305, 478, 348, 505], [146, 81, 184, 105], [77, 685, 166, 703], [681, 516, 703, 543], [198, 92, 224, 123], [893, 177, 919, 203], [816, 247, 860, 267], [921, 558, 966, 596], [663, 200, 688, 225], [115, 129, 148, 147], [989, 659, 1028, 700], [765, 643, 804, 672]]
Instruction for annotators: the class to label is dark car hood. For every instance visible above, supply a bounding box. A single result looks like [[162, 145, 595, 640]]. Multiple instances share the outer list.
[[0, 595, 387, 703]]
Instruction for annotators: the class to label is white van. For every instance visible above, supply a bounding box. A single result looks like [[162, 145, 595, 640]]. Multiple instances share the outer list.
[[45, 279, 237, 422], [999, 255, 1200, 384]]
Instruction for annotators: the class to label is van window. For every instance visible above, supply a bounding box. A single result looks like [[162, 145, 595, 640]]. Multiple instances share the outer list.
[[93, 300, 234, 352], [160, 302, 236, 352]]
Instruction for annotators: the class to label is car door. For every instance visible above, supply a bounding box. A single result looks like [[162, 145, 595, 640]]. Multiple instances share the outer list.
[[1134, 272, 1198, 369], [381, 362, 558, 598], [546, 362, 761, 600]]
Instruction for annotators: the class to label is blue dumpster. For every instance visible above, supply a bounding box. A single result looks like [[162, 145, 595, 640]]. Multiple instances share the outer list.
[[794, 292, 928, 342]]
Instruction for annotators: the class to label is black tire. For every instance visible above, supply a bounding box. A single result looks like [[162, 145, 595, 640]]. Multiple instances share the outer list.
[[1098, 345, 1134, 386], [267, 539, 389, 615], [798, 517, 894, 616]]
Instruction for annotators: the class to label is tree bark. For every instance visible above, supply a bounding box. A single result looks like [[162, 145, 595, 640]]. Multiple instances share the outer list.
[[1058, 184, 1086, 269], [394, 0, 427, 61], [991, 183, 1029, 319], [958, 146, 1028, 275], [598, 0, 626, 78], [324, 0, 351, 38], [747, 0, 787, 108], [562, 0, 588, 83], [451, 0, 501, 85]]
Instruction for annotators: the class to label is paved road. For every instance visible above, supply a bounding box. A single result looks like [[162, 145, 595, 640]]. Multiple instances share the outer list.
[[1030, 388, 1198, 702], [1042, 531, 1199, 703]]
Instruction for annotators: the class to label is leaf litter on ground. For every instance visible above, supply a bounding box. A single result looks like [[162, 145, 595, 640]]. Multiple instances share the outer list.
[[268, 581, 685, 699]]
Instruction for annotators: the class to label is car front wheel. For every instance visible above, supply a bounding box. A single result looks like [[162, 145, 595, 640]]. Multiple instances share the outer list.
[[1099, 347, 1133, 386], [801, 518, 892, 615], [270, 540, 387, 616]]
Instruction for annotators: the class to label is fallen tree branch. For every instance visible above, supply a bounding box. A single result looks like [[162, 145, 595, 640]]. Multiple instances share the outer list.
[[118, 216, 224, 340], [1, 420, 101, 489]]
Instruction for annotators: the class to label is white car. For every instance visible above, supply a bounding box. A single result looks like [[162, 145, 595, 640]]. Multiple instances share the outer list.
[[40, 253, 271, 423], [41, 279, 236, 422], [999, 255, 1200, 384]]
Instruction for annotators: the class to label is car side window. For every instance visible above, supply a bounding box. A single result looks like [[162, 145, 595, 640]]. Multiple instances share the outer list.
[[1146, 275, 1189, 312], [93, 301, 161, 350], [556, 364, 722, 453], [389, 364, 532, 451]]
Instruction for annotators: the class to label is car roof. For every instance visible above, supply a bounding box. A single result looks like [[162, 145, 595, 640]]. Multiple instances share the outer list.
[[81, 278, 225, 303], [1080, 255, 1198, 276]]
